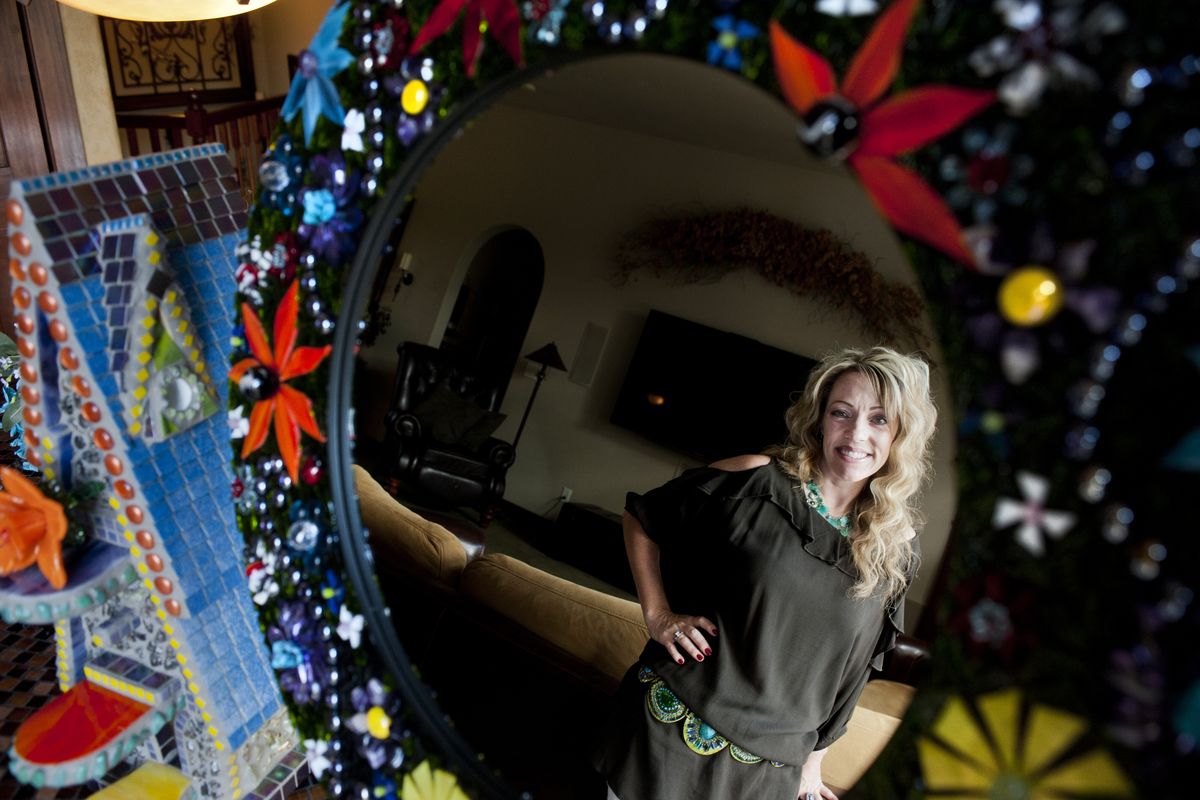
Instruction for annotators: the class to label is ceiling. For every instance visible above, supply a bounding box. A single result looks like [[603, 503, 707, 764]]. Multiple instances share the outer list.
[[495, 53, 842, 174]]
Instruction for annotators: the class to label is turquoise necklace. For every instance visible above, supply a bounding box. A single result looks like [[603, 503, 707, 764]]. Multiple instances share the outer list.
[[804, 480, 851, 537]]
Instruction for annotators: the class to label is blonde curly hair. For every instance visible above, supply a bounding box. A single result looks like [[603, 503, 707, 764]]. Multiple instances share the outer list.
[[766, 346, 937, 604]]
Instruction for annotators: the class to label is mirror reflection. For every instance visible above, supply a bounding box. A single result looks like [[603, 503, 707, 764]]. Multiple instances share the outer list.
[[349, 54, 957, 796]]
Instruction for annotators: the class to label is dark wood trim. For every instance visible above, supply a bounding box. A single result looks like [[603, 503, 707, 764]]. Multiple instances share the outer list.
[[22, 0, 86, 171], [0, 0, 51, 177]]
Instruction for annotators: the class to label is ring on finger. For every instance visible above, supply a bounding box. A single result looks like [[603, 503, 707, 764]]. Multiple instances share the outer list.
[[672, 629, 685, 641]]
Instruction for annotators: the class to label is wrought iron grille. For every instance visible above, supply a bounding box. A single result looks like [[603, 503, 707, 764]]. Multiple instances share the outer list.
[[100, 16, 257, 111]]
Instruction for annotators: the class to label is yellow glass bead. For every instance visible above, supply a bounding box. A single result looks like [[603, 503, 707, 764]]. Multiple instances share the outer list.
[[998, 265, 1064, 327], [401, 80, 429, 116], [366, 706, 391, 739]]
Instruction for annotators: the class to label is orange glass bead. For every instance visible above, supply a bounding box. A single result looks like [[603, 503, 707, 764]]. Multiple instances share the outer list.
[[82, 402, 101, 423], [135, 530, 154, 549], [22, 407, 42, 426], [17, 338, 35, 358], [154, 577, 173, 595], [145, 553, 163, 572], [48, 320, 68, 343], [12, 287, 30, 309], [37, 292, 58, 313], [59, 347, 78, 370], [12, 233, 30, 257], [126, 505, 144, 524], [20, 385, 39, 405], [9, 258, 25, 281], [104, 455, 123, 476], [5, 199, 23, 226], [114, 480, 134, 499], [72, 376, 91, 397], [26, 450, 40, 467], [164, 599, 182, 617], [29, 263, 48, 286], [93, 429, 113, 450], [24, 428, 38, 447], [15, 314, 34, 335], [20, 362, 37, 383]]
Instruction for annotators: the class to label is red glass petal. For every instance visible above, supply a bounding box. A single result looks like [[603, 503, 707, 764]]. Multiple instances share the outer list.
[[857, 86, 995, 156], [278, 385, 325, 442], [850, 154, 976, 267], [410, 0, 471, 54], [241, 303, 275, 369], [769, 21, 836, 114], [273, 282, 300, 370], [241, 398, 276, 458], [280, 344, 332, 382], [841, 0, 920, 108], [480, 0, 524, 69]]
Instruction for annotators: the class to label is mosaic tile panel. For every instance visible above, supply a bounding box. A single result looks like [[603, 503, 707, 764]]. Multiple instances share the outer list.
[[4, 146, 287, 797]]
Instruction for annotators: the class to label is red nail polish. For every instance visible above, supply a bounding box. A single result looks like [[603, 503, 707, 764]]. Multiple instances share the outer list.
[[704, 648, 712, 656], [711, 628, 718, 636], [677, 658, 685, 665], [696, 655, 704, 662]]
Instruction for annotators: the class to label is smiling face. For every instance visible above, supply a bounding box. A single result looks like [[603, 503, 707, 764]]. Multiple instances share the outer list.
[[819, 370, 896, 487]]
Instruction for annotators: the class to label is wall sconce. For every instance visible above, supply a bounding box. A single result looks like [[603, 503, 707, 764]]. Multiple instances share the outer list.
[[55, 0, 276, 22]]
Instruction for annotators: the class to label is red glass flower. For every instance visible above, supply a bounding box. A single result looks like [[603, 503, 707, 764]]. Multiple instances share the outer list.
[[0, 467, 69, 589], [770, 0, 995, 265], [410, 0, 523, 78], [230, 282, 332, 482]]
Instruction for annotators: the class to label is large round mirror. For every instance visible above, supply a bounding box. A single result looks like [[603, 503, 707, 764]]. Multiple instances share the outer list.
[[346, 52, 957, 796], [232, 1, 1194, 798]]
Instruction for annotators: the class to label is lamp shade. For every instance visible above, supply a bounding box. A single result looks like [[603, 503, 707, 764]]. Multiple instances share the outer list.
[[524, 342, 567, 372], [56, 0, 277, 22]]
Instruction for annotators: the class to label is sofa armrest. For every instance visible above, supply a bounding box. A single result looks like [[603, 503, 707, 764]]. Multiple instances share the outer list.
[[823, 679, 915, 792], [459, 554, 648, 686], [483, 438, 515, 469], [352, 464, 469, 586]]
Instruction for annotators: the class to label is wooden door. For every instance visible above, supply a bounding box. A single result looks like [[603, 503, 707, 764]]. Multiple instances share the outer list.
[[0, 0, 86, 333]]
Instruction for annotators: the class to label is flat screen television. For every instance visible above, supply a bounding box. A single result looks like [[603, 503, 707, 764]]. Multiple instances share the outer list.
[[610, 310, 819, 462]]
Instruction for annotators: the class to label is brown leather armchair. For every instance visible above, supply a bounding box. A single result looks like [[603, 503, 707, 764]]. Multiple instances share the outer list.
[[383, 342, 515, 526]]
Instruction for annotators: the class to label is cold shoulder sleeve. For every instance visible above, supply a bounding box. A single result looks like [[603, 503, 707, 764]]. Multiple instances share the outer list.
[[624, 466, 727, 546]]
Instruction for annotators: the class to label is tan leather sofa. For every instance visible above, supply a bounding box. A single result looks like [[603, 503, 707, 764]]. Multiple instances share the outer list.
[[354, 465, 916, 792]]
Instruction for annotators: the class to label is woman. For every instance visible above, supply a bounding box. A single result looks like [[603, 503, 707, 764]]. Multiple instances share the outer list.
[[593, 347, 936, 800]]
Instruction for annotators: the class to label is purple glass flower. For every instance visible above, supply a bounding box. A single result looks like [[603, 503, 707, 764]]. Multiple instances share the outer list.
[[266, 599, 330, 706], [347, 678, 405, 770], [385, 58, 442, 149]]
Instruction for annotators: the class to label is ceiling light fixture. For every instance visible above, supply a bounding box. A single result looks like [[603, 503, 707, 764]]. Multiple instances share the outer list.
[[55, 0, 277, 23]]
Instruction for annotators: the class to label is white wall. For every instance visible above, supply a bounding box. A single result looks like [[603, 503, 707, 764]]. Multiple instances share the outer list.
[[357, 98, 957, 619], [59, 6, 122, 166], [249, 0, 333, 97]]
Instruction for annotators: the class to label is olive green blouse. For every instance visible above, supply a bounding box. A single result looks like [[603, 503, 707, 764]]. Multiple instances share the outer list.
[[625, 460, 913, 766]]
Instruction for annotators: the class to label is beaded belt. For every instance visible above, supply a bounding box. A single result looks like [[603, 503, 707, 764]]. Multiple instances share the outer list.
[[639, 666, 786, 767]]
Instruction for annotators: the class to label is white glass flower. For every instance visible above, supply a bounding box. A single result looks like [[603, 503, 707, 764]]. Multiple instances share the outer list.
[[992, 470, 1076, 555]]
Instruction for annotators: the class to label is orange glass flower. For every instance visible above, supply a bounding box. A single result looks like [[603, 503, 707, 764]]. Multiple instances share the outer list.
[[230, 281, 332, 482], [770, 0, 995, 265], [0, 467, 69, 589]]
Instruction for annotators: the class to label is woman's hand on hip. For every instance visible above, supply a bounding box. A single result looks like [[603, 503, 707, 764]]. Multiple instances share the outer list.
[[645, 608, 716, 664], [797, 768, 838, 800]]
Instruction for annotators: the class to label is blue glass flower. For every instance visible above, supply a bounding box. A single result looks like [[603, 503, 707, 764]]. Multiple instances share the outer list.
[[302, 190, 337, 225], [258, 135, 305, 215], [282, 2, 355, 145], [707, 15, 760, 72], [267, 599, 330, 706], [523, 0, 570, 46]]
